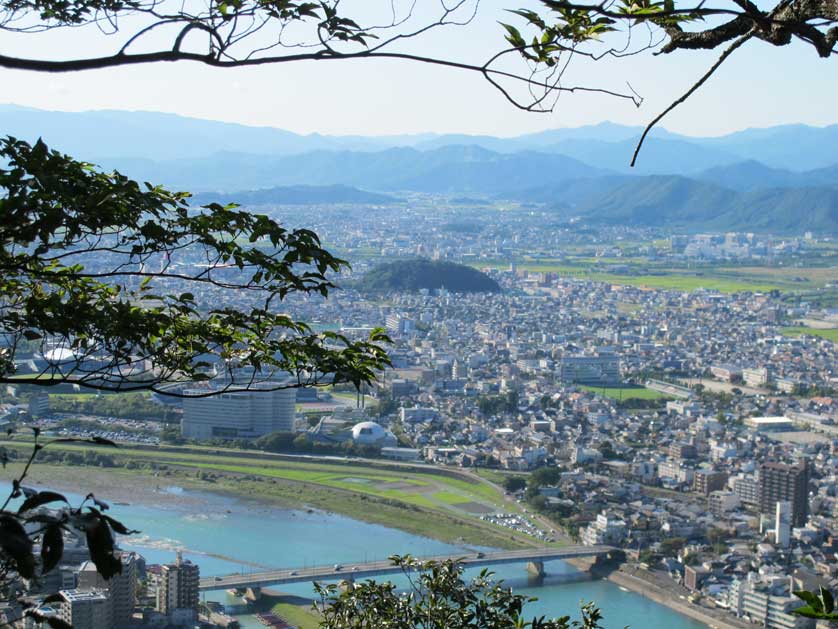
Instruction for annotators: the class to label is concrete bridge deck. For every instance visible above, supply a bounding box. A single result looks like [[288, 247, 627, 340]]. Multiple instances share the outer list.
[[199, 545, 614, 591]]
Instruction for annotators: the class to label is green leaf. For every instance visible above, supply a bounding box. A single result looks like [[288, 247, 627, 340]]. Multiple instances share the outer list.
[[820, 587, 834, 614]]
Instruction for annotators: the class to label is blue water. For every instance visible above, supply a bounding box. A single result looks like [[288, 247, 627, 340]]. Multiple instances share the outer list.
[[7, 483, 707, 628]]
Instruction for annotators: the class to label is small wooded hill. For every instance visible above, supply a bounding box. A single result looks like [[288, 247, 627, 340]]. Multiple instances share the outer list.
[[357, 259, 500, 294]]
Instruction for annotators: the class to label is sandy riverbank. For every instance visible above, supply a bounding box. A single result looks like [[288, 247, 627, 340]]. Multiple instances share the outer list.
[[4, 463, 216, 509]]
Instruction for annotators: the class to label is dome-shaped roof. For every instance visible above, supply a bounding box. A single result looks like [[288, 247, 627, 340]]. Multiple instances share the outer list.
[[351, 421, 385, 439], [351, 421, 396, 446]]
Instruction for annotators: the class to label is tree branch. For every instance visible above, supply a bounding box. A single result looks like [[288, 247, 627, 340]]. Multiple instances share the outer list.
[[631, 30, 753, 167]]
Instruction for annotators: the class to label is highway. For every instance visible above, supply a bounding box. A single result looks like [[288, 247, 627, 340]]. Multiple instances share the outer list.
[[199, 545, 613, 591]]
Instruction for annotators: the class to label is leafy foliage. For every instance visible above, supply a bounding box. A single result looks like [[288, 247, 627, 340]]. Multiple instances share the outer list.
[[503, 475, 528, 492], [316, 555, 607, 629], [0, 429, 137, 618], [792, 588, 838, 621], [0, 137, 391, 396]]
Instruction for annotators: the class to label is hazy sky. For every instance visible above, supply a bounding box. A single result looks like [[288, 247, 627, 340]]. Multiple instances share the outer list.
[[1, 0, 835, 137]]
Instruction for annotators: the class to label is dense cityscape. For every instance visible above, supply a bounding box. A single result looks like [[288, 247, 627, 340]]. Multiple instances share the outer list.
[[1, 193, 836, 629]]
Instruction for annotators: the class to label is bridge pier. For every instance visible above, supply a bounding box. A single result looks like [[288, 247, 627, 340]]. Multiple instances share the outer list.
[[339, 577, 355, 593], [197, 546, 616, 592], [526, 561, 545, 578]]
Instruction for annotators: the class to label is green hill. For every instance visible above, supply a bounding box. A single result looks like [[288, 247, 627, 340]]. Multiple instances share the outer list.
[[357, 259, 500, 294]]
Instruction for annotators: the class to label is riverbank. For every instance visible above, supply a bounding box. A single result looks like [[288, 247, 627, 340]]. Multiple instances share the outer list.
[[2, 459, 532, 550], [604, 565, 751, 629], [250, 592, 320, 629]]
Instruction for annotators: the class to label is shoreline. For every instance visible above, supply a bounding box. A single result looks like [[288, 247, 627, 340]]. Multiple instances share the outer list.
[[4, 462, 529, 549], [603, 566, 751, 629], [8, 464, 746, 628], [8, 461, 749, 629]]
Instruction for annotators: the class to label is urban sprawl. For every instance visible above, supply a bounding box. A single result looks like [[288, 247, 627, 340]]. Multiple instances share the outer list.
[[2, 197, 837, 629]]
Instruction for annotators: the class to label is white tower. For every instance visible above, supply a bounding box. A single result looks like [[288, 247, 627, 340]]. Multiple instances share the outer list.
[[775, 501, 791, 548]]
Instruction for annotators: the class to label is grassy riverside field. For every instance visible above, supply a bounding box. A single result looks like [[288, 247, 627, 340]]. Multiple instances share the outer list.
[[251, 594, 320, 629], [0, 440, 544, 550], [270, 598, 319, 629]]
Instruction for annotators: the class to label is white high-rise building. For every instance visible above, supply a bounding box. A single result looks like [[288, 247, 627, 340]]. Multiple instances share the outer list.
[[181, 383, 296, 440], [775, 501, 792, 548]]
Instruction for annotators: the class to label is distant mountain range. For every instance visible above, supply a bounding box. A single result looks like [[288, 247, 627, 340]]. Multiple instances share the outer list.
[[4, 104, 838, 171], [2, 104, 837, 233], [191, 185, 398, 206]]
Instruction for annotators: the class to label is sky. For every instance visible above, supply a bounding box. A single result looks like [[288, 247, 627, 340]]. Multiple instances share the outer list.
[[1, 0, 836, 137]]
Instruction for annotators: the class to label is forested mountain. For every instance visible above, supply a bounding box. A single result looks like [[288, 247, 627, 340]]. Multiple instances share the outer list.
[[509, 176, 838, 233], [357, 260, 501, 294], [99, 146, 606, 193], [576, 176, 739, 226]]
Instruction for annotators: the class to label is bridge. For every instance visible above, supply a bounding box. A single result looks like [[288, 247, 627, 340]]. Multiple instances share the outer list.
[[199, 545, 614, 591]]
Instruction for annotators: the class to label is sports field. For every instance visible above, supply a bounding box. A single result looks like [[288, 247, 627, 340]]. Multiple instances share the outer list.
[[578, 385, 671, 401]]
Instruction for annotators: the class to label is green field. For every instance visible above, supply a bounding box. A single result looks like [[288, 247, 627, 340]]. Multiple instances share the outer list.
[[578, 385, 671, 401], [781, 326, 838, 342], [269, 596, 319, 629], [1, 441, 541, 548], [469, 257, 837, 294]]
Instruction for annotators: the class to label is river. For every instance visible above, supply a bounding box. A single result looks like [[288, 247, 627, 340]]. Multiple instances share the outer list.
[[100, 485, 707, 629]]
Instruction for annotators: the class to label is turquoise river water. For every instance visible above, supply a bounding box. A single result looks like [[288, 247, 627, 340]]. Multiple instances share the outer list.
[[13, 483, 709, 628]]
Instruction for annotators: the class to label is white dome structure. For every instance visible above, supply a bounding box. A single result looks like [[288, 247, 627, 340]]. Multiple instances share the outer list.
[[351, 421, 398, 447]]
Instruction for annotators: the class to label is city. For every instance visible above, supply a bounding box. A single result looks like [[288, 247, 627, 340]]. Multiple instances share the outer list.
[[1, 194, 836, 628], [2, 0, 838, 624]]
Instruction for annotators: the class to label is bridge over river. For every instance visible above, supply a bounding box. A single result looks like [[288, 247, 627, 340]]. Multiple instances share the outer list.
[[200, 545, 614, 591]]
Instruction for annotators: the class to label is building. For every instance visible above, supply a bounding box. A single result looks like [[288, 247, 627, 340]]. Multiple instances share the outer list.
[[385, 314, 415, 336], [728, 574, 813, 629], [745, 416, 795, 432], [350, 421, 398, 447], [669, 442, 697, 460], [400, 407, 439, 424], [731, 474, 760, 506], [559, 355, 620, 386], [77, 553, 138, 627], [388, 378, 419, 397], [709, 490, 741, 516], [181, 383, 296, 440], [775, 501, 792, 548], [28, 393, 50, 417], [684, 565, 709, 591], [693, 470, 728, 496], [743, 367, 771, 387], [710, 364, 740, 382], [157, 552, 199, 619], [58, 589, 112, 629], [581, 512, 626, 546], [759, 460, 810, 527]]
